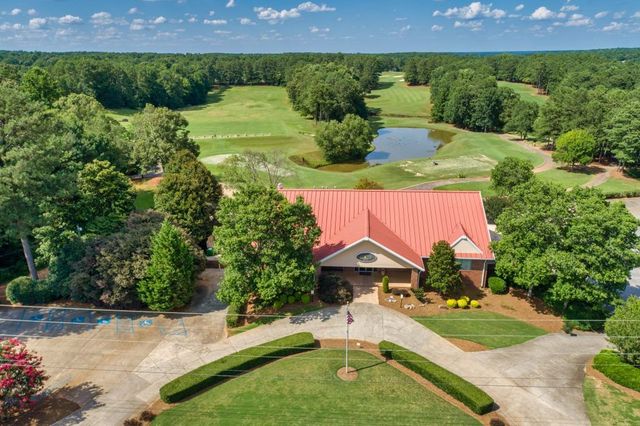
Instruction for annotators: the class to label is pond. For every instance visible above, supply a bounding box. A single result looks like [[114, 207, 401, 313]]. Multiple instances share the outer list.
[[365, 127, 454, 165]]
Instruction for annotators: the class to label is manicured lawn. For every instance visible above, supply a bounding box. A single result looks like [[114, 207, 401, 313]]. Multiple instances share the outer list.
[[367, 72, 431, 121], [153, 349, 479, 425], [109, 76, 544, 189], [537, 168, 593, 188], [583, 376, 640, 425], [134, 190, 155, 210], [596, 177, 640, 195], [497, 81, 547, 106], [414, 311, 547, 349], [435, 181, 496, 196]]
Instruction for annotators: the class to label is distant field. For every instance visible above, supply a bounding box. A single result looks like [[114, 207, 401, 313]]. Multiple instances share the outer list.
[[109, 73, 544, 189], [498, 81, 547, 105]]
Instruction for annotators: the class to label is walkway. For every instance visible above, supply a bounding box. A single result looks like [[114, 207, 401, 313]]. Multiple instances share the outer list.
[[77, 303, 609, 426]]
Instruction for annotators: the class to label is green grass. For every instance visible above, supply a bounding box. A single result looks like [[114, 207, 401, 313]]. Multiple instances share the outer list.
[[134, 190, 155, 210], [109, 74, 544, 189], [154, 349, 479, 425], [596, 177, 640, 195], [537, 168, 593, 188], [584, 376, 640, 425], [435, 181, 496, 196], [497, 81, 547, 106], [367, 72, 431, 121], [414, 311, 547, 349], [228, 303, 325, 336]]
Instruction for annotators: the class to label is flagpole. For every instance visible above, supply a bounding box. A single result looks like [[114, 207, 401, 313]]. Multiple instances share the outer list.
[[345, 302, 349, 373]]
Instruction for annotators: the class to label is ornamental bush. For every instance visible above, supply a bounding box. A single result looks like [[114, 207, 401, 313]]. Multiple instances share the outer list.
[[382, 276, 390, 293], [301, 294, 311, 304], [457, 299, 468, 309], [287, 295, 296, 304], [0, 338, 48, 420], [6, 276, 59, 305], [447, 299, 457, 308], [604, 296, 640, 365], [226, 303, 243, 328], [488, 277, 508, 295], [470, 300, 480, 308], [593, 349, 640, 392], [317, 274, 353, 304]]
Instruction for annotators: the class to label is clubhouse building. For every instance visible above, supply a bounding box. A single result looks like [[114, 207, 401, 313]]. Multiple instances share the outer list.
[[280, 189, 494, 289]]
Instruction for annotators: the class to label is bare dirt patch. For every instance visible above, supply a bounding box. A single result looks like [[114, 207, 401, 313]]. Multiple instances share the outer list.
[[337, 366, 359, 381]]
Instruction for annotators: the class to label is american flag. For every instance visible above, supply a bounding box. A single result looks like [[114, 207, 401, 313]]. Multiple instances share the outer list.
[[346, 309, 354, 325]]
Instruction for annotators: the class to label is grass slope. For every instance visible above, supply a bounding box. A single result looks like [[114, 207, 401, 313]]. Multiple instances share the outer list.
[[154, 349, 478, 425], [110, 73, 544, 189], [584, 376, 640, 425], [596, 177, 640, 195], [435, 181, 496, 196], [497, 81, 547, 106], [415, 311, 547, 349]]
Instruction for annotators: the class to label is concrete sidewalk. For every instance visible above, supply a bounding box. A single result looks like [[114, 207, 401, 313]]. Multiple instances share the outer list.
[[82, 303, 608, 426]]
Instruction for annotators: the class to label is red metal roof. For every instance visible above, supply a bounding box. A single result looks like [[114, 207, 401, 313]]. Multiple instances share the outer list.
[[280, 189, 494, 264]]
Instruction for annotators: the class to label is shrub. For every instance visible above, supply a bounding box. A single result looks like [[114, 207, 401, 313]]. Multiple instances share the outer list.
[[446, 299, 457, 308], [488, 277, 507, 295], [382, 275, 390, 294], [379, 341, 494, 414], [160, 333, 316, 403], [463, 296, 470, 303], [457, 299, 468, 309], [287, 295, 296, 304], [592, 350, 640, 392], [6, 276, 59, 305], [273, 301, 284, 310], [605, 297, 640, 365], [470, 300, 480, 308], [301, 294, 311, 304], [412, 287, 426, 303], [317, 274, 353, 304], [139, 411, 156, 422], [123, 419, 142, 426], [0, 338, 48, 420], [226, 303, 244, 328]]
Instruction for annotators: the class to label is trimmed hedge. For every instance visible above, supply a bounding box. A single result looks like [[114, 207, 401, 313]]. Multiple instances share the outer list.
[[226, 303, 243, 328], [6, 276, 59, 305], [160, 332, 316, 403], [488, 277, 507, 295], [593, 349, 640, 392], [379, 341, 494, 414]]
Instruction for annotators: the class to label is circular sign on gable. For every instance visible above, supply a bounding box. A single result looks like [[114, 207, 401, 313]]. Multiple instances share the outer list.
[[356, 252, 377, 263]]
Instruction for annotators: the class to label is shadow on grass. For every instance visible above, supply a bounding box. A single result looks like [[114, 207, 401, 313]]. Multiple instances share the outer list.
[[179, 87, 229, 112]]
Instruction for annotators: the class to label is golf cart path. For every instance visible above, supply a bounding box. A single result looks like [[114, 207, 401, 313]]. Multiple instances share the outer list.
[[75, 303, 608, 426]]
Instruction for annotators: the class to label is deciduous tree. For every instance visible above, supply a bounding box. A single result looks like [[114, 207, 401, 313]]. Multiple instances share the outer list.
[[315, 114, 373, 163], [605, 297, 640, 366], [214, 186, 321, 307], [552, 130, 597, 169], [490, 157, 534, 195]]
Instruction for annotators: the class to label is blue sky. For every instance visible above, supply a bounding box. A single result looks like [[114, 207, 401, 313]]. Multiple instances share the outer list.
[[0, 1, 639, 53]]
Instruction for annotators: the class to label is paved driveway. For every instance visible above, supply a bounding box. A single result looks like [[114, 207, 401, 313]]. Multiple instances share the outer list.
[[113, 303, 606, 426]]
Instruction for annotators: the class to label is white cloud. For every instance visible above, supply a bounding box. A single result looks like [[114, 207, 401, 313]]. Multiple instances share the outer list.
[[454, 20, 483, 31], [27, 9, 37, 16], [214, 30, 231, 34], [530, 6, 555, 20], [254, 2, 335, 23], [431, 24, 444, 31], [560, 5, 579, 12], [309, 25, 329, 33], [297, 2, 336, 13], [128, 8, 139, 15], [209, 11, 215, 16], [152, 16, 167, 25], [28, 18, 47, 29], [515, 4, 524, 12], [10, 8, 21, 16], [91, 12, 113, 26], [58, 15, 82, 25], [595, 11, 609, 19], [130, 19, 146, 31], [226, 0, 236, 8], [633, 12, 640, 19], [239, 18, 255, 25], [565, 14, 591, 27], [613, 11, 626, 19], [433, 2, 505, 20], [603, 21, 625, 31], [188, 17, 198, 23], [254, 7, 301, 22], [204, 19, 228, 25]]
